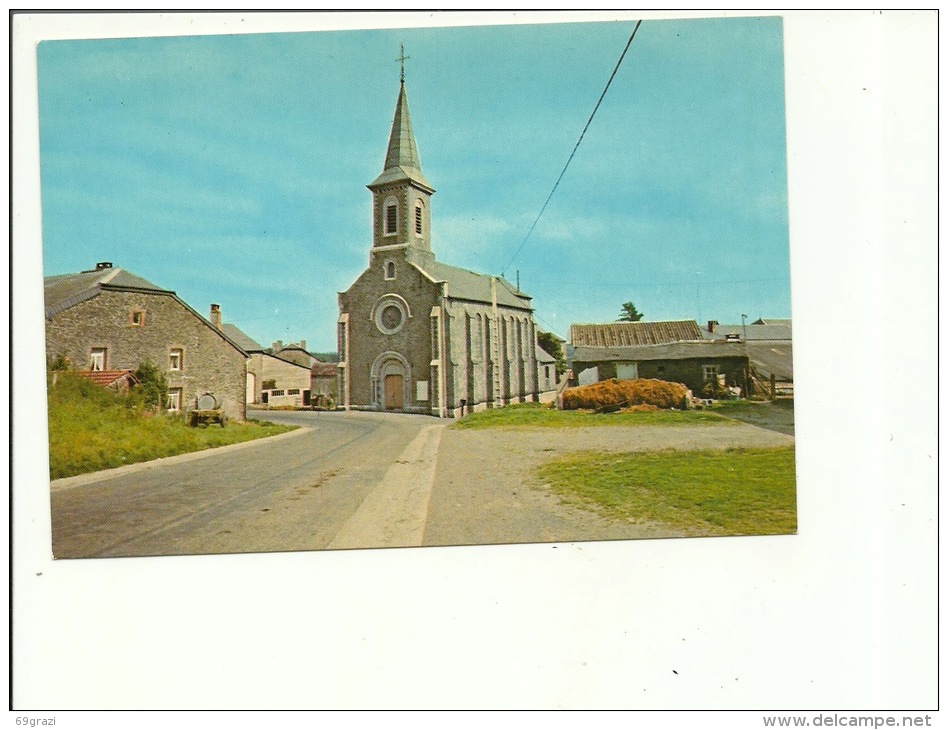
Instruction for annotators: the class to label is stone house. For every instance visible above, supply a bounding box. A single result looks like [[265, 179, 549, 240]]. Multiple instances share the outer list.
[[569, 320, 750, 396], [337, 78, 542, 417], [270, 341, 320, 369], [218, 325, 314, 407], [44, 263, 248, 420]]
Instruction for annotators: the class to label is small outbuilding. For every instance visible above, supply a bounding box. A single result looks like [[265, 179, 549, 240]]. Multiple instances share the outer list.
[[569, 320, 750, 396]]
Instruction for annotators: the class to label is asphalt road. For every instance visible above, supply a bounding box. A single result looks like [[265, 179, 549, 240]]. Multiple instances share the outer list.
[[50, 408, 796, 559], [50, 410, 439, 559]]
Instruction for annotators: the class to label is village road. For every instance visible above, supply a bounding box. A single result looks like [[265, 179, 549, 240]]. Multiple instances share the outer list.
[[50, 410, 440, 559]]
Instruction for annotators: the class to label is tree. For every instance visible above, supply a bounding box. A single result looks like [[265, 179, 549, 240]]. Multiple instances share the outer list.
[[131, 359, 169, 411], [617, 301, 644, 322], [537, 331, 567, 375]]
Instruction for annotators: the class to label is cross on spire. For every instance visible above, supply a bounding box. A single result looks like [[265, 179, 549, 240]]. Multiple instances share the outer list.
[[396, 43, 410, 83]]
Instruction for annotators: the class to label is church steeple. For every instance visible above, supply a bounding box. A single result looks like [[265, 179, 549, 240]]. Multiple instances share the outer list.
[[367, 64, 435, 262], [368, 80, 433, 192]]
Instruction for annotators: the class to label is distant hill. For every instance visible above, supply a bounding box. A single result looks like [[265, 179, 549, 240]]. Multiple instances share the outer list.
[[311, 352, 340, 363]]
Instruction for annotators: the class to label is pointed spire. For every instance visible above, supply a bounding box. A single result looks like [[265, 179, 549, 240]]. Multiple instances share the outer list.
[[368, 80, 434, 192]]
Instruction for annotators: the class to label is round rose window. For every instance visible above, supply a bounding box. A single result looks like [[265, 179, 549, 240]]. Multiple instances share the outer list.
[[374, 296, 409, 335], [381, 304, 403, 330]]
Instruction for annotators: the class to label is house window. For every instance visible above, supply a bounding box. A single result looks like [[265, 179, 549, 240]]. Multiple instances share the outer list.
[[702, 364, 720, 382], [288, 388, 300, 395], [169, 348, 184, 371], [271, 389, 285, 397], [616, 363, 639, 380], [415, 201, 423, 235], [167, 388, 182, 412], [89, 348, 106, 371], [385, 200, 397, 235], [385, 260, 396, 280], [130, 309, 145, 326]]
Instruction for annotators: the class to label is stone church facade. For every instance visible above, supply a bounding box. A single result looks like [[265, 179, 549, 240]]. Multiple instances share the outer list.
[[338, 79, 541, 418]]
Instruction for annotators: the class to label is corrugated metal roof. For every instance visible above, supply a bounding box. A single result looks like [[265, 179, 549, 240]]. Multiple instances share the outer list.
[[420, 261, 533, 311], [746, 342, 793, 380], [703, 322, 792, 341], [572, 339, 749, 363], [569, 320, 703, 347]]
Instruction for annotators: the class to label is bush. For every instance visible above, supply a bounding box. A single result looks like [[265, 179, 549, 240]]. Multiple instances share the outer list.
[[562, 378, 689, 411], [130, 360, 168, 412]]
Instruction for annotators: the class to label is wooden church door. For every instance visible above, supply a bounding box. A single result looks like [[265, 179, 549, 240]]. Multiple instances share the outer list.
[[384, 374, 404, 409]]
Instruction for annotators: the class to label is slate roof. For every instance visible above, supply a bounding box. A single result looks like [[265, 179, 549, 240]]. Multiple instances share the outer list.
[[220, 323, 264, 352], [572, 340, 748, 364], [569, 320, 704, 348], [311, 361, 338, 378], [44, 265, 248, 356], [420, 260, 533, 311], [536, 344, 556, 364], [44, 267, 168, 318], [367, 82, 433, 192]]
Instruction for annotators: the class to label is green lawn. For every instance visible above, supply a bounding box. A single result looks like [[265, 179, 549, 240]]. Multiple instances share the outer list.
[[537, 446, 797, 536], [452, 402, 734, 429], [47, 373, 296, 479]]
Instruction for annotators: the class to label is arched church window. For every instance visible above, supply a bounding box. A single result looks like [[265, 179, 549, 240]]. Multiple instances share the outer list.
[[384, 260, 396, 280]]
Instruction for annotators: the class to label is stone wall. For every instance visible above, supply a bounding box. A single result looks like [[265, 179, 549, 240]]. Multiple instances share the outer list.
[[339, 248, 544, 418], [338, 249, 439, 413], [443, 300, 540, 415], [573, 355, 749, 395], [45, 290, 247, 420]]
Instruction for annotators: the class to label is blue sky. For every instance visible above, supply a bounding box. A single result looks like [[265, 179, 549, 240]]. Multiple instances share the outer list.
[[37, 15, 790, 352]]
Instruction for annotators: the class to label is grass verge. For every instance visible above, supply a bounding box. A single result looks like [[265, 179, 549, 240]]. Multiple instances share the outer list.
[[452, 402, 733, 430], [48, 373, 297, 479], [537, 446, 797, 536]]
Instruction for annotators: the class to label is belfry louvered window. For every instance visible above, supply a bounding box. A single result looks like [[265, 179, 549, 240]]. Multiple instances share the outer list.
[[386, 204, 397, 235], [415, 202, 423, 234]]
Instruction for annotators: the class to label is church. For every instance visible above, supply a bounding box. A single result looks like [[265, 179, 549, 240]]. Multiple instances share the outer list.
[[337, 73, 543, 418]]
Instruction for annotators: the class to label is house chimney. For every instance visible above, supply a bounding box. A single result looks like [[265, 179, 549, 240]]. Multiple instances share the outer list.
[[95, 261, 113, 271], [300, 340, 306, 351], [273, 340, 283, 351], [210, 304, 222, 330], [707, 320, 718, 333]]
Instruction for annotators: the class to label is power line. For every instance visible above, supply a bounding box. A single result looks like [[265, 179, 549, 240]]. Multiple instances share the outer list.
[[500, 20, 643, 277]]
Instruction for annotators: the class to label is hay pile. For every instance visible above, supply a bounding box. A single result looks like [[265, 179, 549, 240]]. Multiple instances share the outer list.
[[562, 378, 689, 411]]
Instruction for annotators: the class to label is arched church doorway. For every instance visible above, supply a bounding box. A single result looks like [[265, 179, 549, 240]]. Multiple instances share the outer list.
[[372, 351, 411, 412]]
